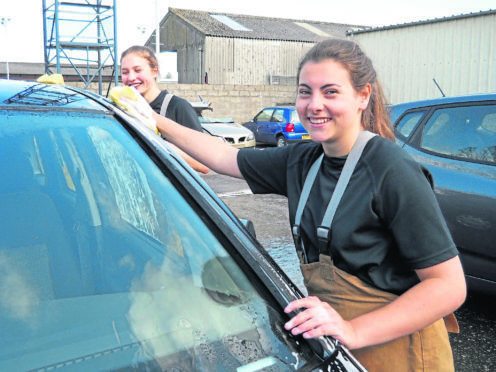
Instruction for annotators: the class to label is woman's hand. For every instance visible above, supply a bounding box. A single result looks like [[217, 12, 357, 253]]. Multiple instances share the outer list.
[[284, 296, 357, 348], [109, 85, 158, 134], [283, 257, 466, 351]]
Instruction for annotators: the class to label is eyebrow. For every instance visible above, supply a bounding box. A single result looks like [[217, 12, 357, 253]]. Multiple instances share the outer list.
[[298, 83, 341, 89]]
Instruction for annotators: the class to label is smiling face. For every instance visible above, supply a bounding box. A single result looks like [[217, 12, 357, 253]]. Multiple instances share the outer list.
[[121, 54, 160, 103], [296, 59, 371, 156]]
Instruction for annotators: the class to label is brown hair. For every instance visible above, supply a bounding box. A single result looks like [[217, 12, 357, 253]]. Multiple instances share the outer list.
[[297, 39, 394, 141], [120, 45, 159, 73]]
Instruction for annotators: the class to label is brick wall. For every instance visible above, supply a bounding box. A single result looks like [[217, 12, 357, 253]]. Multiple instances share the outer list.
[[78, 81, 298, 125], [157, 83, 298, 124]]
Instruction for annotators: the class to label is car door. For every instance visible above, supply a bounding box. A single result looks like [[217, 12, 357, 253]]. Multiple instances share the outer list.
[[253, 108, 275, 143], [395, 102, 496, 289], [269, 108, 286, 142]]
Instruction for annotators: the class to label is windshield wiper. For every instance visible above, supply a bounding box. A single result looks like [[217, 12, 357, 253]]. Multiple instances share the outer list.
[[296, 340, 367, 372]]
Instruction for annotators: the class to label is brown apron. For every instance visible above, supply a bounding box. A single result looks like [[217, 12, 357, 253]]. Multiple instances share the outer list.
[[300, 254, 458, 372]]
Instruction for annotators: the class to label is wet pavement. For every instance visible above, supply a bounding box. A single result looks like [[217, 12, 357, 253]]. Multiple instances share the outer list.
[[201, 171, 496, 371]]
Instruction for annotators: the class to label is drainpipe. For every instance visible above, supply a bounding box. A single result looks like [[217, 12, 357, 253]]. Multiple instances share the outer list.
[[198, 47, 203, 84]]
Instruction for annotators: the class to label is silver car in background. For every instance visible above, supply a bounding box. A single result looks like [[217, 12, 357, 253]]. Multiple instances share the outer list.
[[191, 96, 256, 148]]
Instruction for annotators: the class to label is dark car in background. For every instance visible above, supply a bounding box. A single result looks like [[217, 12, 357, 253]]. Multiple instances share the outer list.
[[0, 80, 365, 371], [389, 93, 496, 294], [243, 106, 310, 147]]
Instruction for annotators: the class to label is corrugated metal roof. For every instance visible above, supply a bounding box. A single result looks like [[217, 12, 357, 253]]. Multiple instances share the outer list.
[[168, 8, 364, 42], [347, 8, 496, 35]]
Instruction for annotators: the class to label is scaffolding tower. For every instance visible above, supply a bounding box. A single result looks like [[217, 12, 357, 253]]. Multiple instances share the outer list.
[[42, 0, 118, 95]]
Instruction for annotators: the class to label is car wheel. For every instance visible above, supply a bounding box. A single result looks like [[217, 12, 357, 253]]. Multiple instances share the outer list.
[[276, 135, 287, 147]]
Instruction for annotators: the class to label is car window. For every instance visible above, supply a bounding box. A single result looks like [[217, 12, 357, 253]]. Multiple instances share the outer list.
[[0, 110, 313, 371], [421, 105, 496, 164], [395, 111, 426, 138], [255, 108, 273, 122], [272, 109, 285, 122], [290, 110, 301, 124]]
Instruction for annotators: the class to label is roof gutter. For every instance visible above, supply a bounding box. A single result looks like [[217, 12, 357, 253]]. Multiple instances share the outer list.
[[347, 9, 496, 36]]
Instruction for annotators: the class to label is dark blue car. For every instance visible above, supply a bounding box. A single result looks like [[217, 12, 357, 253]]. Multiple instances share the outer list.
[[242, 106, 310, 146], [389, 93, 496, 294]]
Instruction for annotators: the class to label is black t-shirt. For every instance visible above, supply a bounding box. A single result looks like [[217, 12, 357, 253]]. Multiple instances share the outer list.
[[237, 137, 458, 294], [150, 90, 202, 132]]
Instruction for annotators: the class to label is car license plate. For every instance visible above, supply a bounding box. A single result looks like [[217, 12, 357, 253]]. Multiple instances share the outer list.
[[302, 134, 311, 139]]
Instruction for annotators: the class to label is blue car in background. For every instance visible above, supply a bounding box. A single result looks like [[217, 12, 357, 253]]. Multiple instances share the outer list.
[[389, 93, 496, 295], [242, 106, 310, 147]]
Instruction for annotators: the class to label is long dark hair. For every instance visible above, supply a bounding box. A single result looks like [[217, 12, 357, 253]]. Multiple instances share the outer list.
[[297, 39, 394, 140]]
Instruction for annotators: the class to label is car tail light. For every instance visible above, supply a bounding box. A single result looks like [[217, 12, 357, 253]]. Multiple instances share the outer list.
[[285, 123, 295, 132]]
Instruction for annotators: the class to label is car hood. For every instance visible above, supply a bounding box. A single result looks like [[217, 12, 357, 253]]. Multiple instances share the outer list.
[[201, 123, 253, 136]]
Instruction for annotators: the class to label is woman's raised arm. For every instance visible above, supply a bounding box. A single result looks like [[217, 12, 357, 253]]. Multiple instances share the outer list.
[[153, 111, 243, 179]]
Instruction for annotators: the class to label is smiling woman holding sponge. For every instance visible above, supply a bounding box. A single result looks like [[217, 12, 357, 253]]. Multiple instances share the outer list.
[[120, 45, 202, 132], [110, 45, 209, 174]]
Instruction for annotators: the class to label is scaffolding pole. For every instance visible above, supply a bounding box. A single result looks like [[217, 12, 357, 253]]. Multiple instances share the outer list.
[[42, 0, 118, 95]]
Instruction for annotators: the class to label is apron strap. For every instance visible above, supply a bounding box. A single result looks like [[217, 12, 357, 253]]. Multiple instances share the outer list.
[[293, 131, 377, 262], [160, 93, 174, 117], [292, 153, 324, 263], [317, 130, 376, 251], [159, 93, 174, 140]]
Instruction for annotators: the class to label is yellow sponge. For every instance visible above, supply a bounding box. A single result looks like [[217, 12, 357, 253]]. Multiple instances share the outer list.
[[109, 85, 139, 102], [109, 85, 158, 134], [37, 73, 65, 85]]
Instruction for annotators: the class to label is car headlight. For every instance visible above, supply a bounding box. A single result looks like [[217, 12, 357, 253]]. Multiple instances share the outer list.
[[246, 132, 255, 141]]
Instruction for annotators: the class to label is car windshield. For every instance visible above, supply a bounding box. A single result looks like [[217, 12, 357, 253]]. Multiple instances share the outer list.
[[290, 110, 300, 124], [199, 116, 235, 124], [0, 109, 314, 371], [198, 115, 212, 123]]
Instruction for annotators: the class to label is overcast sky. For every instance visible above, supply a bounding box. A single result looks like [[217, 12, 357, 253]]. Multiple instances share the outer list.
[[0, 0, 494, 64]]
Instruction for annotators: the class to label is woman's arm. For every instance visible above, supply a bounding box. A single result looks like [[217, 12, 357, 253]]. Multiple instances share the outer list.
[[153, 111, 243, 178], [167, 142, 210, 174], [284, 255, 466, 350]]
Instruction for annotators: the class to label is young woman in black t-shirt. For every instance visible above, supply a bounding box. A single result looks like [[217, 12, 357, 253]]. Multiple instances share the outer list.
[[119, 45, 208, 173], [148, 39, 466, 371], [120, 45, 202, 132]]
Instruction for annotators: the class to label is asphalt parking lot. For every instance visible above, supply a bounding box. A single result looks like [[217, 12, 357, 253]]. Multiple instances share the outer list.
[[201, 171, 496, 372]]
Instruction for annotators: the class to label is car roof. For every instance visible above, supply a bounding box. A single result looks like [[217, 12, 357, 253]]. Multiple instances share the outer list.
[[269, 106, 294, 109], [391, 92, 496, 111], [0, 79, 105, 111]]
